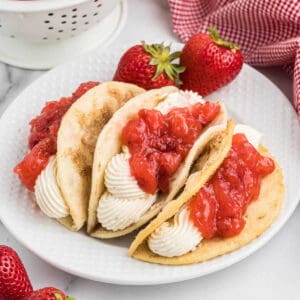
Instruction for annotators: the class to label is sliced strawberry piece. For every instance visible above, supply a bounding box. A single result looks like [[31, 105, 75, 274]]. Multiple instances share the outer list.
[[122, 118, 148, 146], [130, 155, 157, 194], [14, 138, 56, 191], [72, 81, 99, 100], [159, 152, 182, 176], [139, 109, 167, 135], [189, 185, 217, 239], [169, 113, 189, 139], [192, 102, 220, 124]]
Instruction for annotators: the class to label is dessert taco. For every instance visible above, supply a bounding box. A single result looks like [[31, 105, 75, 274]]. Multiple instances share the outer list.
[[14, 81, 144, 231], [87, 86, 229, 238], [128, 123, 284, 265]]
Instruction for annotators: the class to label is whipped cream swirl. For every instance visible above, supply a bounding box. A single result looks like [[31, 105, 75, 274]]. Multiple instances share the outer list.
[[34, 156, 69, 219], [97, 192, 156, 231], [148, 207, 202, 257], [156, 90, 205, 114], [105, 152, 147, 199], [98, 151, 156, 231]]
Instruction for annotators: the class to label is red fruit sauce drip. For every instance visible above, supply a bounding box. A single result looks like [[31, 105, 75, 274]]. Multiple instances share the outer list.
[[14, 81, 99, 191], [189, 133, 275, 238], [121, 102, 220, 194]]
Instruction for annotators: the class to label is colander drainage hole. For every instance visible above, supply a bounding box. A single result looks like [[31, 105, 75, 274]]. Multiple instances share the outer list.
[[48, 13, 54, 16]]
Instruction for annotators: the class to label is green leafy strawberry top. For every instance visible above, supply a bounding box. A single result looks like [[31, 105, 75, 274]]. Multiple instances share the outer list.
[[208, 27, 239, 52], [142, 41, 185, 82], [54, 292, 76, 300]]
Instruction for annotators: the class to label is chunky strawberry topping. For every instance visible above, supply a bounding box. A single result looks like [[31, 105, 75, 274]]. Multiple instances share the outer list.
[[121, 102, 220, 194], [189, 133, 275, 238], [14, 81, 99, 191]]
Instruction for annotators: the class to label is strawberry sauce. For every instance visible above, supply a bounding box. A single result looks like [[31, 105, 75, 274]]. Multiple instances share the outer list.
[[14, 81, 99, 191], [189, 133, 275, 238], [121, 102, 220, 194]]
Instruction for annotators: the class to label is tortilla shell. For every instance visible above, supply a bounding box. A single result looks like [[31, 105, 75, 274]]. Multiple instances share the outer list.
[[128, 120, 234, 255], [130, 145, 284, 265], [87, 87, 228, 238], [56, 82, 144, 231]]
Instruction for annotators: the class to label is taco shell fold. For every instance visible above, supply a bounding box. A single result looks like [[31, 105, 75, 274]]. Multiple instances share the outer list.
[[129, 127, 284, 265], [56, 81, 144, 231], [87, 87, 228, 238]]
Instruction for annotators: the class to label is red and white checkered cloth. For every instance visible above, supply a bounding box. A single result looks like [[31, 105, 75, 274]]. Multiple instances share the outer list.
[[168, 0, 300, 115]]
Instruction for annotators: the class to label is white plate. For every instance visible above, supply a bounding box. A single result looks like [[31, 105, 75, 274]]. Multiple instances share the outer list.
[[0, 43, 299, 285]]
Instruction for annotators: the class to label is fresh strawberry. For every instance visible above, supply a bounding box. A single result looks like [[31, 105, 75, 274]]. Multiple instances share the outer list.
[[113, 42, 185, 89], [0, 245, 33, 300], [180, 27, 243, 96], [24, 287, 75, 300]]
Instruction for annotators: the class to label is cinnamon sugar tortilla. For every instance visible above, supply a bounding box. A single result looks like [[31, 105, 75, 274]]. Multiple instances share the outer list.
[[129, 141, 284, 265], [56, 82, 144, 231], [87, 87, 228, 238]]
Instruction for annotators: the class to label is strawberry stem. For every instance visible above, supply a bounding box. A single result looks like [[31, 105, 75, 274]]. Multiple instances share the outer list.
[[54, 293, 63, 300], [54, 292, 76, 300], [142, 41, 185, 81], [208, 27, 239, 52]]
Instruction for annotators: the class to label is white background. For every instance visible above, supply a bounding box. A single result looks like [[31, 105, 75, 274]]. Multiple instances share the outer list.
[[0, 0, 299, 299]]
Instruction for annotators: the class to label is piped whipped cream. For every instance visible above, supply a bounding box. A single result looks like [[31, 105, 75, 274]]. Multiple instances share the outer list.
[[97, 192, 156, 231], [97, 91, 206, 231], [98, 150, 156, 231], [148, 207, 202, 257], [105, 152, 148, 199], [147, 124, 263, 257], [34, 156, 69, 219], [156, 90, 205, 114]]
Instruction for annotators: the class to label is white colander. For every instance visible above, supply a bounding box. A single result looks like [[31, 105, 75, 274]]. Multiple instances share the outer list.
[[0, 0, 126, 69], [0, 0, 120, 43]]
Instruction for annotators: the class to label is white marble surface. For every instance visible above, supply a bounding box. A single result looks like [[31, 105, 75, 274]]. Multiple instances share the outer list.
[[0, 0, 299, 299]]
